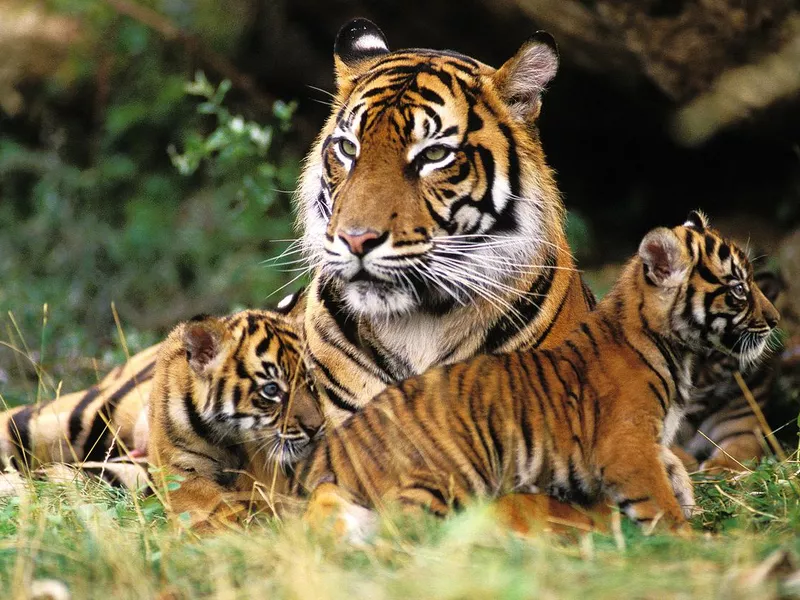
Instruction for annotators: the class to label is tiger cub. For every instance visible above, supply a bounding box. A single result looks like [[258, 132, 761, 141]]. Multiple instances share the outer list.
[[147, 310, 323, 528], [296, 212, 779, 532], [676, 271, 784, 472], [0, 345, 158, 471]]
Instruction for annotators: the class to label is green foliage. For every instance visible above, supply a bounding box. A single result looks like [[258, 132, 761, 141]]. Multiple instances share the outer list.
[[0, 5, 300, 406]]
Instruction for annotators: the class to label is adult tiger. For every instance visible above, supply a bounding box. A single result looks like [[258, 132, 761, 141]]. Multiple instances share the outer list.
[[0, 19, 777, 489], [1, 19, 592, 468], [299, 19, 594, 424]]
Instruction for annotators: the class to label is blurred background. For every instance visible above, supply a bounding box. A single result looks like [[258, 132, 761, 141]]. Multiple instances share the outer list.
[[1, 0, 799, 406]]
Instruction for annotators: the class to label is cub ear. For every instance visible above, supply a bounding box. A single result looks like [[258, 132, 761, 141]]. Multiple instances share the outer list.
[[639, 228, 689, 288], [183, 316, 226, 375], [492, 32, 559, 122], [683, 210, 709, 231], [334, 18, 390, 93]]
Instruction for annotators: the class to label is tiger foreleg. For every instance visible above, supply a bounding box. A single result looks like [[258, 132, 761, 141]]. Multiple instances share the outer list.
[[700, 430, 763, 473], [600, 444, 688, 533], [660, 447, 696, 519]]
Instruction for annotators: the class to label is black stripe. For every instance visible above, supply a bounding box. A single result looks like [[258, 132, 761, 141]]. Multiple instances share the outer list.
[[482, 249, 557, 353], [68, 387, 102, 444], [580, 323, 600, 357], [618, 496, 649, 511], [83, 362, 155, 462], [581, 279, 597, 310], [183, 389, 215, 443], [648, 382, 668, 414], [714, 429, 757, 446], [8, 406, 34, 465], [531, 282, 571, 350]]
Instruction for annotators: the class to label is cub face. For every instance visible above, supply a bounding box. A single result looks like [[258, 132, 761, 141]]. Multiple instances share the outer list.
[[182, 311, 324, 465], [639, 211, 780, 366]]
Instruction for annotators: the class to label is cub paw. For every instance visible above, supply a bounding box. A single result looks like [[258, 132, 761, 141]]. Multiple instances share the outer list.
[[303, 483, 379, 547], [662, 447, 696, 519]]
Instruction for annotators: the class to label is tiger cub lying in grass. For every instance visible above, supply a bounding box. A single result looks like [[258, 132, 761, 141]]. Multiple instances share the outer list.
[[294, 212, 779, 535], [147, 310, 323, 529]]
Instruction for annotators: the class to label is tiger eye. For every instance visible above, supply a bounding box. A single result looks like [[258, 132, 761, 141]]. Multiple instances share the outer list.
[[339, 138, 357, 158], [422, 146, 448, 162]]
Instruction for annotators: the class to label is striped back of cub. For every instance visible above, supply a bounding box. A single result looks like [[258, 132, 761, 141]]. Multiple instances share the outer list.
[[297, 213, 779, 529], [1, 345, 157, 471]]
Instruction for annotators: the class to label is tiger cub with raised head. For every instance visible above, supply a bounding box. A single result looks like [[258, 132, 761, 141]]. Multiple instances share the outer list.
[[676, 271, 784, 472], [148, 309, 323, 528], [297, 212, 779, 532]]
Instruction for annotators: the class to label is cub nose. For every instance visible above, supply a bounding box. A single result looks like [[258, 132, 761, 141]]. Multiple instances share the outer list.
[[338, 229, 383, 257], [765, 312, 779, 329]]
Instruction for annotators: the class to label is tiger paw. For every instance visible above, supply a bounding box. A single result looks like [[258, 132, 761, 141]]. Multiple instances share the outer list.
[[303, 483, 379, 547], [183, 500, 249, 533], [491, 493, 610, 536], [700, 454, 751, 474]]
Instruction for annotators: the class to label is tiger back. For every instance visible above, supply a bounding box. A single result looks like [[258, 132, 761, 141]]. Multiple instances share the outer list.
[[0, 344, 157, 471], [297, 213, 779, 534]]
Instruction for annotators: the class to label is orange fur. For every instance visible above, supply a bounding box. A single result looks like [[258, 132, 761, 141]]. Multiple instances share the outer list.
[[297, 215, 779, 533]]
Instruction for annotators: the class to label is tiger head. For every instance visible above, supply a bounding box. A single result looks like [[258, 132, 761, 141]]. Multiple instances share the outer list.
[[180, 311, 323, 464], [637, 211, 780, 366], [299, 18, 565, 318]]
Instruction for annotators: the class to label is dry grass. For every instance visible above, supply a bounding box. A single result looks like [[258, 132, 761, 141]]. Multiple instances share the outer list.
[[1, 455, 799, 600]]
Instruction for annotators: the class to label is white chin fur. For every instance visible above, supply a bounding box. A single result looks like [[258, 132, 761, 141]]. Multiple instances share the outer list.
[[739, 337, 770, 370], [344, 283, 417, 318]]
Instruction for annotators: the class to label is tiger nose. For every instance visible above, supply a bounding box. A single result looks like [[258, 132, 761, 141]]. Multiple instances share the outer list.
[[338, 229, 383, 257], [765, 310, 780, 330]]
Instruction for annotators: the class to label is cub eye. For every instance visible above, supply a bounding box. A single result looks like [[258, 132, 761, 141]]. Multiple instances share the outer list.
[[729, 283, 746, 300], [260, 382, 281, 401], [421, 145, 450, 163], [338, 138, 357, 159]]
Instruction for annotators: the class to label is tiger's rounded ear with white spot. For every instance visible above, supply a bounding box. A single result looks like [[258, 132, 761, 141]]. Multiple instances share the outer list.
[[492, 32, 559, 122], [334, 18, 390, 94], [683, 210, 709, 231], [639, 227, 690, 288], [184, 316, 227, 375]]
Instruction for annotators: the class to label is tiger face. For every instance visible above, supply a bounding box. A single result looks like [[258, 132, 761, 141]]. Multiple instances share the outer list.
[[182, 312, 323, 464], [638, 211, 780, 367], [299, 19, 563, 318]]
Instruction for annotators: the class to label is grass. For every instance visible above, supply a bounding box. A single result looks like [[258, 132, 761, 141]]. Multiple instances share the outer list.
[[1, 457, 799, 599]]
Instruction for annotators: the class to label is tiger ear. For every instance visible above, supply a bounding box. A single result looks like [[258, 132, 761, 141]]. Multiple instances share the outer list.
[[492, 32, 559, 122], [183, 316, 226, 375], [683, 210, 709, 231], [334, 18, 390, 94], [639, 228, 689, 288]]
